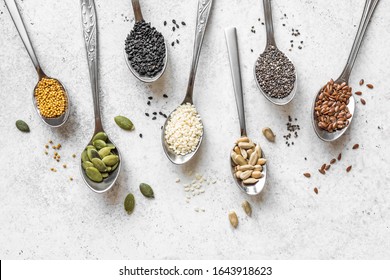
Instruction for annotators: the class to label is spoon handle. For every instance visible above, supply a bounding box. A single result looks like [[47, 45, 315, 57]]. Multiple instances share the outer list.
[[225, 28, 247, 137], [4, 0, 44, 77], [263, 0, 276, 46], [183, 0, 213, 103], [80, 0, 103, 131], [339, 0, 380, 81], [131, 0, 144, 23]]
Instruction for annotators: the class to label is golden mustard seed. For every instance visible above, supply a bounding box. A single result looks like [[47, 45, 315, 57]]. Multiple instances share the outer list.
[[72, 154, 76, 158], [35, 78, 67, 118]]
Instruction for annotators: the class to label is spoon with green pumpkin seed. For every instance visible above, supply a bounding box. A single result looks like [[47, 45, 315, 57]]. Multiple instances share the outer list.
[[79, 0, 121, 193]]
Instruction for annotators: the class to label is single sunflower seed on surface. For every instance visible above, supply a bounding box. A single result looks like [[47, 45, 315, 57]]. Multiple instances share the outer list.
[[242, 201, 252, 217], [262, 127, 275, 142], [228, 211, 238, 228]]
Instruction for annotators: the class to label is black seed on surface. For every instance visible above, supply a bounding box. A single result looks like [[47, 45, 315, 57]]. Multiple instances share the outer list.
[[164, 21, 167, 26], [181, 21, 186, 26], [139, 133, 143, 138], [163, 94, 168, 98], [152, 117, 156, 120]]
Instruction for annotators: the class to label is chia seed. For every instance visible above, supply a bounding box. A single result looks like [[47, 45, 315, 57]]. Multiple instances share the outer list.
[[125, 20, 166, 78], [255, 45, 296, 99]]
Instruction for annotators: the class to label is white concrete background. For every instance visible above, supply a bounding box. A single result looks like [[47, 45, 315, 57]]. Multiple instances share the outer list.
[[0, 0, 389, 259]]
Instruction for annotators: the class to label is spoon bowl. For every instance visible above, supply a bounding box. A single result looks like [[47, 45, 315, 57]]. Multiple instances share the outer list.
[[161, 104, 204, 165], [32, 76, 71, 128], [123, 47, 168, 83], [253, 52, 298, 106], [312, 78, 355, 142], [80, 133, 122, 193]]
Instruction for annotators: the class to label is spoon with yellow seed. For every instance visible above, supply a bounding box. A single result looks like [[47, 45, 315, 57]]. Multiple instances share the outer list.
[[5, 0, 70, 127], [225, 27, 267, 195]]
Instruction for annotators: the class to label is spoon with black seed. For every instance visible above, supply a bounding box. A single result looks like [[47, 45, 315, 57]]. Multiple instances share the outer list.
[[254, 0, 297, 106], [124, 0, 168, 83], [312, 0, 380, 142], [5, 0, 70, 127]]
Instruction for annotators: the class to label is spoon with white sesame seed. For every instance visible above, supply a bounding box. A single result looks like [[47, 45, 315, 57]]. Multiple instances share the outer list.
[[5, 0, 70, 127], [226, 27, 267, 196], [161, 0, 212, 165]]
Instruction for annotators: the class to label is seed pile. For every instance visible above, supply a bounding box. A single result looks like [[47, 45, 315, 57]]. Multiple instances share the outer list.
[[81, 132, 119, 183], [255, 45, 296, 99], [164, 103, 203, 155], [35, 78, 67, 118], [283, 116, 300, 146], [180, 172, 216, 204], [231, 137, 266, 185], [315, 79, 353, 132], [125, 20, 166, 78]]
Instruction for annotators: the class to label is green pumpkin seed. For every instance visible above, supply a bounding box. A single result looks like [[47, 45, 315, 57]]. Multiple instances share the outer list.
[[98, 147, 114, 158], [81, 150, 89, 163], [102, 155, 119, 166], [140, 183, 154, 198], [93, 139, 107, 150], [16, 120, 30, 132], [86, 167, 103, 182], [110, 162, 119, 172], [87, 148, 100, 161], [86, 145, 95, 149], [92, 132, 108, 142], [124, 193, 135, 213], [101, 172, 109, 178], [82, 161, 94, 170], [91, 158, 107, 172], [114, 116, 134, 131], [106, 143, 115, 149]]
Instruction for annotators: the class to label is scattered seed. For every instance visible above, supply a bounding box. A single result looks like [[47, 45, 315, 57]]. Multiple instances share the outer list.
[[325, 165, 330, 171], [262, 127, 276, 142], [15, 120, 30, 132], [314, 187, 319, 194], [321, 163, 326, 171], [361, 98, 366, 105], [355, 91, 362, 96], [228, 211, 238, 228], [72, 154, 76, 158], [366, 84, 374, 89], [303, 173, 311, 178], [318, 169, 325, 175], [70, 177, 73, 181], [353, 144, 359, 149], [346, 165, 352, 172], [181, 21, 186, 26], [330, 158, 336, 164], [242, 201, 252, 217], [359, 79, 364, 86], [338, 153, 342, 161]]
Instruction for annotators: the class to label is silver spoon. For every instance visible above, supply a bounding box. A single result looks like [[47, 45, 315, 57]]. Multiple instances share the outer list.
[[226, 27, 267, 196], [254, 0, 297, 106], [5, 0, 70, 127], [162, 0, 213, 165], [79, 0, 121, 193], [312, 0, 380, 142], [124, 0, 168, 83]]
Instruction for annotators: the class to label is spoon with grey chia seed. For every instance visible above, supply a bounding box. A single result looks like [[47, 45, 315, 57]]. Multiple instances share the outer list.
[[312, 0, 379, 142], [124, 0, 168, 83], [254, 0, 297, 106]]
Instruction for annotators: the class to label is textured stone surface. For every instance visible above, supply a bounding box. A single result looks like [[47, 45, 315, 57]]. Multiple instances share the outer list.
[[0, 0, 389, 259]]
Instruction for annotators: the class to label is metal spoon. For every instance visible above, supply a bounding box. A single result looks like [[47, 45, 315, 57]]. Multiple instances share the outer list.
[[253, 0, 297, 106], [226, 27, 267, 196], [5, 0, 70, 127], [124, 0, 168, 83], [161, 0, 213, 165], [312, 0, 380, 142], [79, 0, 121, 193]]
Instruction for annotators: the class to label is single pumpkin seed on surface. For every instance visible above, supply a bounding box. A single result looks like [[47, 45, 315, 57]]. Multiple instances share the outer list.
[[124, 193, 135, 213], [242, 200, 252, 217], [114, 116, 134, 131], [86, 167, 103, 182], [16, 120, 30, 132], [102, 155, 119, 166], [93, 139, 107, 150], [92, 132, 108, 142], [139, 183, 154, 198], [262, 127, 275, 142], [91, 158, 107, 172], [228, 211, 238, 228]]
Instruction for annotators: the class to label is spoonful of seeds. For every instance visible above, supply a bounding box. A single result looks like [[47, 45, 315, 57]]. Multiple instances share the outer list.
[[79, 0, 121, 193], [5, 0, 70, 127], [161, 0, 213, 164], [226, 27, 267, 195], [312, 0, 380, 142], [254, 0, 297, 106], [124, 0, 167, 83]]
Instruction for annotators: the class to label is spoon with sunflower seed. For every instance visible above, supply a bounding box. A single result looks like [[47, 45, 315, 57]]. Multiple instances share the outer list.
[[312, 0, 380, 141], [226, 27, 267, 195]]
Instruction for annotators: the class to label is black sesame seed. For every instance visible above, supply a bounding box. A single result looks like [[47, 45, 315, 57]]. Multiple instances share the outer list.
[[176, 39, 179, 44], [145, 113, 149, 117], [172, 19, 176, 24], [164, 21, 167, 26], [153, 112, 157, 115], [172, 26, 176, 32], [148, 96, 153, 100], [152, 117, 157, 120], [163, 94, 168, 98], [171, 42, 175, 46], [139, 133, 143, 138], [181, 21, 186, 26], [147, 101, 151, 106]]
